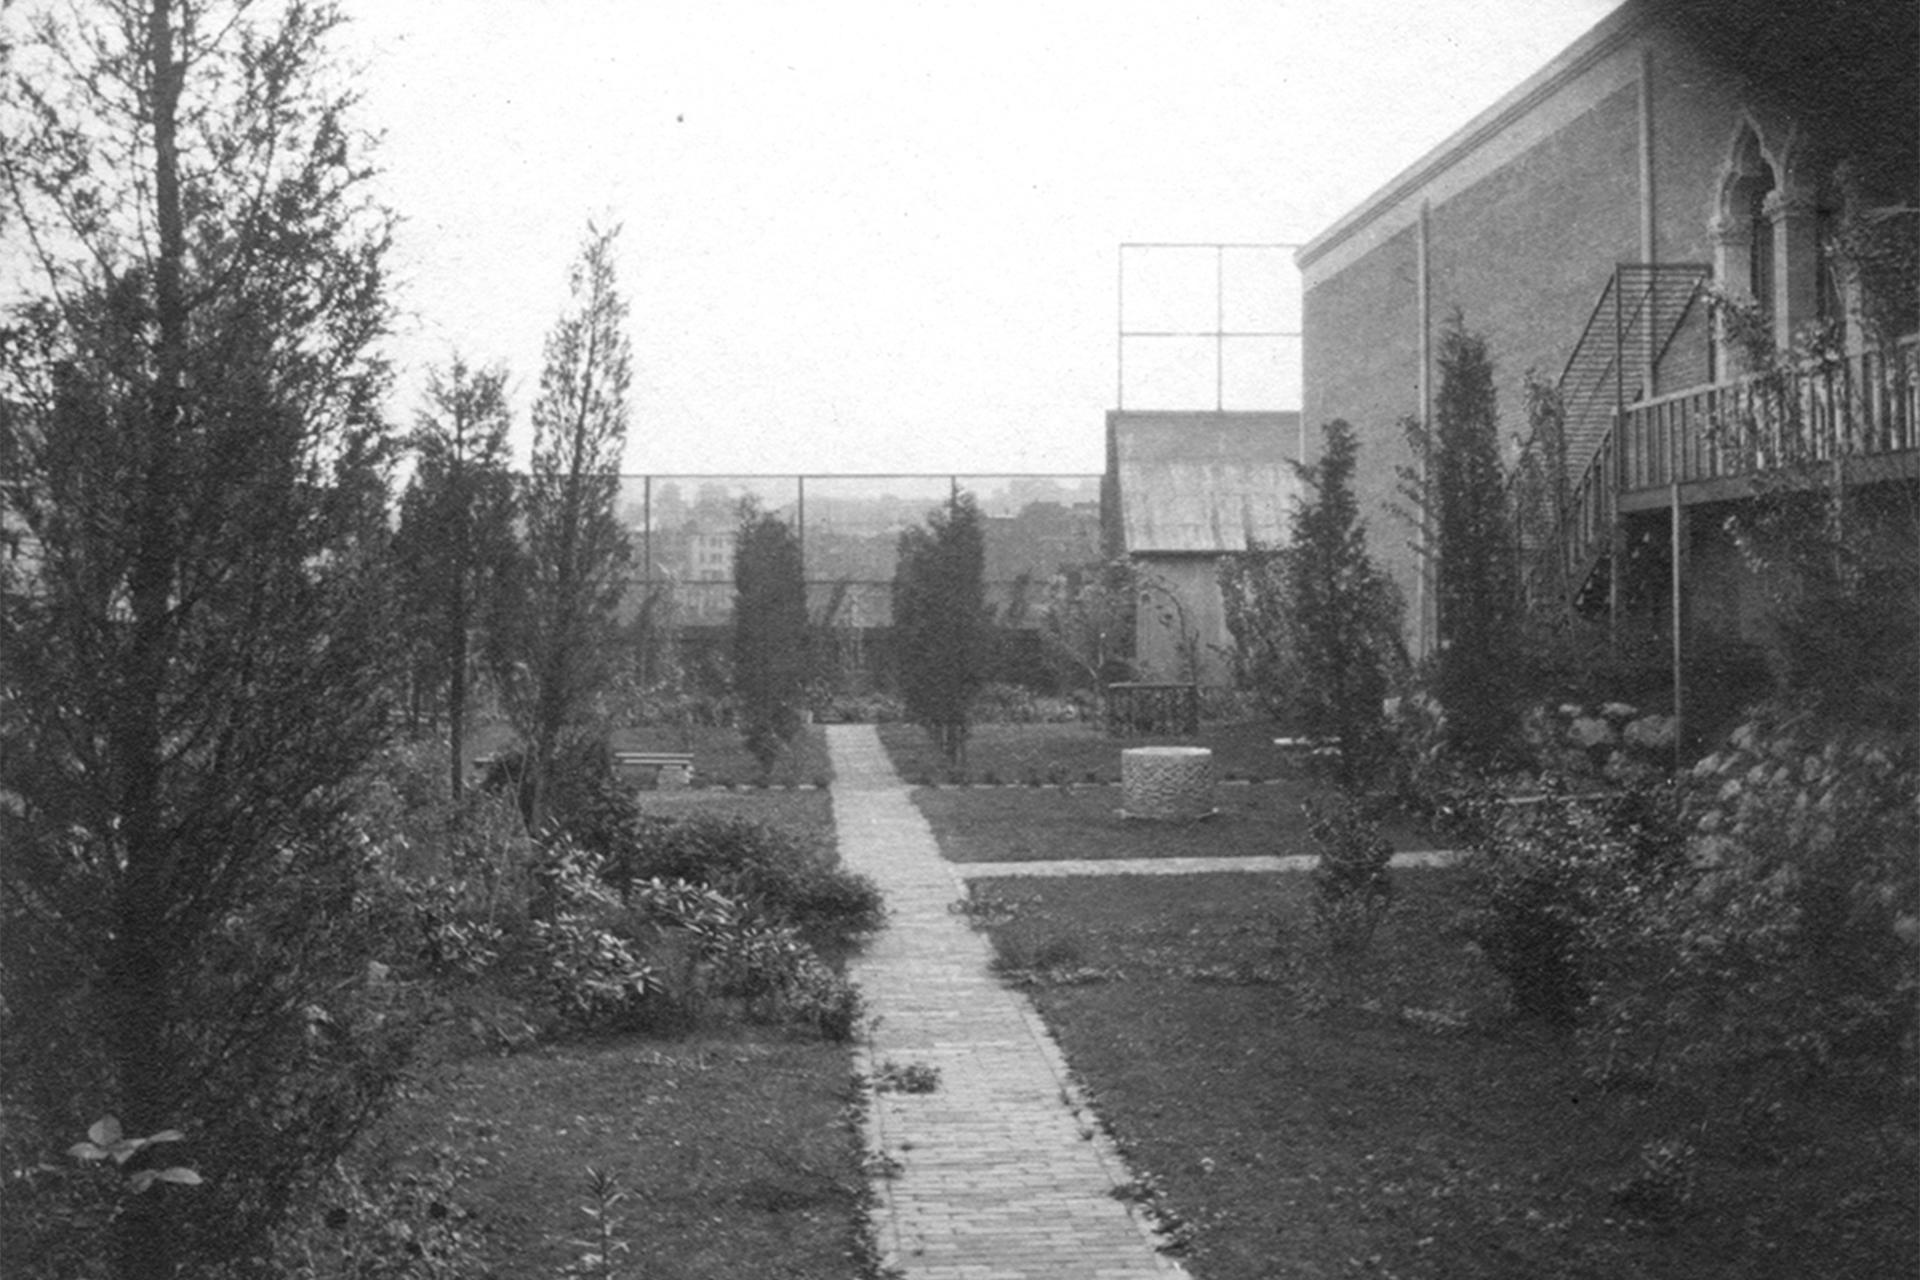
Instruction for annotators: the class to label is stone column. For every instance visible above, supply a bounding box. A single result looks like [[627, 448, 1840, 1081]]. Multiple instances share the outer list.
[[1709, 212, 1754, 377], [1765, 182, 1820, 346]]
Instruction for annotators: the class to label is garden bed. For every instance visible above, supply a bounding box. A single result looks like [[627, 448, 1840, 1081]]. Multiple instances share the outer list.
[[962, 871, 1917, 1279], [634, 787, 836, 846], [296, 782, 874, 1277]]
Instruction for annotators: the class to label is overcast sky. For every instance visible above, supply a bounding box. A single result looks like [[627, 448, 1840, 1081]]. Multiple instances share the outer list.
[[340, 0, 1622, 476]]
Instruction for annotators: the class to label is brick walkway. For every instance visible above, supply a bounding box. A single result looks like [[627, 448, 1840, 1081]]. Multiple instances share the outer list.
[[828, 724, 1189, 1280]]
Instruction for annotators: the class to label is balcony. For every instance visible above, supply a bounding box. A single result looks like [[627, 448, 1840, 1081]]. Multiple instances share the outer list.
[[1548, 335, 1919, 606]]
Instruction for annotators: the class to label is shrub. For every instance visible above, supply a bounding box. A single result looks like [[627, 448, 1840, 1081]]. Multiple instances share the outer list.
[[1304, 793, 1395, 955], [477, 736, 616, 835], [529, 840, 665, 1033], [1582, 706, 1919, 1113], [1, 795, 427, 1277], [622, 876, 866, 1039], [276, 1144, 486, 1279], [783, 959, 866, 1042], [1457, 784, 1685, 1026], [601, 809, 884, 946], [973, 681, 1040, 723], [819, 690, 906, 724]]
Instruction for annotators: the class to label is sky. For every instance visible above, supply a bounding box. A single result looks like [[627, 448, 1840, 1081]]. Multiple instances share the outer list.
[[338, 0, 1623, 477]]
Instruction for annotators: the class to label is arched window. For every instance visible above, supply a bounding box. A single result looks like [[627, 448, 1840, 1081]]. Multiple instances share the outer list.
[[1713, 123, 1826, 357], [1711, 125, 1777, 372]]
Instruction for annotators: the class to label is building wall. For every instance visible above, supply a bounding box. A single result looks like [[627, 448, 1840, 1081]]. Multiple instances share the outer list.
[[1132, 555, 1231, 686], [1299, 220, 1422, 620], [1299, 0, 1918, 655]]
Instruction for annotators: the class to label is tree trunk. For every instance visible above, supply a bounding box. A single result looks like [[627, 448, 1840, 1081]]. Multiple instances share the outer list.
[[109, 6, 188, 1275], [449, 575, 469, 802]]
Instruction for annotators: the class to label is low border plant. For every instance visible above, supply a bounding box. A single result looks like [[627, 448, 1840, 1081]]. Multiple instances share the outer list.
[[1303, 792, 1395, 955]]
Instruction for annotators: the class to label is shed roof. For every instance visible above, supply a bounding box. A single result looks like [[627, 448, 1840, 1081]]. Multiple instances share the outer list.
[[1107, 411, 1300, 555]]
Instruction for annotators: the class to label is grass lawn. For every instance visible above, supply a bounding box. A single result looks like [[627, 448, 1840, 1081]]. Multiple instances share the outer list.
[[373, 1029, 866, 1278], [878, 720, 1307, 786], [915, 784, 1434, 863], [465, 721, 835, 789], [962, 871, 1917, 1280]]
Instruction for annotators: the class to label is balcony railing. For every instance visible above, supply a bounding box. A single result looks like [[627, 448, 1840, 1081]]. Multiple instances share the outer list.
[[1617, 336, 1918, 492], [1546, 335, 1919, 606]]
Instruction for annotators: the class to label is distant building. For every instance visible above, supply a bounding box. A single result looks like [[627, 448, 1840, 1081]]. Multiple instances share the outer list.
[[1104, 410, 1300, 684], [983, 500, 1103, 615], [1298, 0, 1916, 691]]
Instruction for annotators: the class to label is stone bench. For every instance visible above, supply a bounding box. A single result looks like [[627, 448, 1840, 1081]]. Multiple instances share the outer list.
[[613, 751, 695, 789]]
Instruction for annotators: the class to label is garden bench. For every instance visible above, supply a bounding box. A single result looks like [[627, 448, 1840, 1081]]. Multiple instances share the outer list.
[[469, 752, 695, 789], [613, 750, 695, 788]]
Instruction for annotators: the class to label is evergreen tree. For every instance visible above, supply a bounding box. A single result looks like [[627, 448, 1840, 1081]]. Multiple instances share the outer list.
[[1430, 319, 1523, 763], [1282, 419, 1407, 786], [393, 356, 521, 797], [731, 500, 810, 774], [893, 493, 987, 763], [0, 2, 405, 1273], [511, 222, 633, 831]]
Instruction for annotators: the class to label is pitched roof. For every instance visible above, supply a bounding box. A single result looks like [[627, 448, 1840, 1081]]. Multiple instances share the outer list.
[[1107, 411, 1300, 554]]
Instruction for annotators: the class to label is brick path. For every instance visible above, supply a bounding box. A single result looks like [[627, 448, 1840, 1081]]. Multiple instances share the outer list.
[[828, 724, 1189, 1280]]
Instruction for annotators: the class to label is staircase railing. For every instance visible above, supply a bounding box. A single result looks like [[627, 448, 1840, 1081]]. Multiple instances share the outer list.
[[1517, 263, 1710, 610]]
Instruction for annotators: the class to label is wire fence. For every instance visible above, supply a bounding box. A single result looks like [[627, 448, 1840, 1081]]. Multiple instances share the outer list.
[[617, 473, 1104, 628]]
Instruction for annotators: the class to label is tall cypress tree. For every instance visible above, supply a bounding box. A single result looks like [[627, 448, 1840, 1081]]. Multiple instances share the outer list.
[[732, 500, 810, 774], [893, 493, 987, 763], [1431, 319, 1523, 764], [511, 222, 633, 831]]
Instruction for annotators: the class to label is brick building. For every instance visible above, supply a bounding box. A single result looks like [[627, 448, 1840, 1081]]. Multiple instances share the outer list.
[[1297, 0, 1917, 689]]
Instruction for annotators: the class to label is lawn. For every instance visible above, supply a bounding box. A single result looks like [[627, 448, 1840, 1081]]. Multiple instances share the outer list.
[[961, 871, 1917, 1280], [465, 721, 836, 789], [878, 719, 1307, 786], [355, 1028, 866, 1278], [914, 784, 1434, 863]]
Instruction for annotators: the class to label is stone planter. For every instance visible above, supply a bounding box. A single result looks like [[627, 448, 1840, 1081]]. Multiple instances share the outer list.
[[1120, 746, 1215, 820]]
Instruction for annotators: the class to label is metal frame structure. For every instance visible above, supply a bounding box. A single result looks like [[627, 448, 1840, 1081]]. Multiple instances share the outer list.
[[1116, 242, 1302, 412]]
